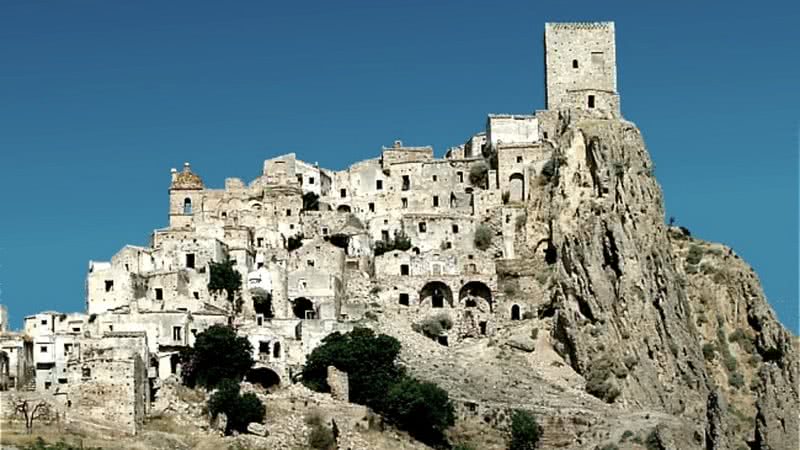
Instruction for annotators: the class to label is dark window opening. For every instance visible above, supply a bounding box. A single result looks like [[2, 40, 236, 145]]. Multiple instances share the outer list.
[[543, 132, 549, 139], [444, 241, 452, 249], [402, 198, 408, 208], [193, 291, 199, 300], [432, 175, 438, 182], [286, 209, 292, 216], [479, 321, 487, 335], [257, 237, 264, 247], [452, 224, 459, 234], [511, 304, 521, 321], [155, 288, 163, 300], [259, 341, 269, 354], [433, 196, 439, 207], [40, 346, 47, 353], [457, 172, 464, 183], [376, 180, 383, 190], [104, 280, 114, 292], [82, 367, 91, 379], [572, 59, 579, 68], [516, 156, 523, 163], [309, 177, 315, 184], [402, 175, 410, 191], [400, 264, 409, 276], [381, 230, 390, 241], [419, 222, 427, 233], [273, 342, 281, 358], [437, 335, 449, 346], [172, 326, 182, 341], [186, 253, 195, 269], [183, 198, 192, 215], [369, 202, 375, 213], [340, 188, 347, 198], [588, 95, 595, 109], [257, 315, 263, 326], [296, 174, 303, 184], [399, 293, 409, 306], [307, 259, 315, 267]]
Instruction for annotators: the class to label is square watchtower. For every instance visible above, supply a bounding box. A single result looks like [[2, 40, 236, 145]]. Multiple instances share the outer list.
[[544, 22, 619, 114]]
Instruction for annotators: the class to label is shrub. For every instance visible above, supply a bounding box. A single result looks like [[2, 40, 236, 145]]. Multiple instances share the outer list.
[[306, 412, 336, 450], [180, 325, 254, 389], [474, 224, 493, 251], [22, 439, 102, 450], [469, 161, 489, 188], [374, 230, 412, 256], [415, 314, 453, 339], [509, 410, 541, 450], [384, 375, 455, 446], [686, 245, 703, 265], [453, 444, 477, 450], [728, 328, 755, 353], [702, 343, 717, 361], [621, 430, 635, 441], [287, 233, 304, 252], [208, 259, 242, 302], [723, 355, 738, 372], [302, 328, 403, 409], [728, 372, 745, 389], [208, 379, 265, 435], [515, 213, 527, 231], [522, 311, 535, 320], [585, 356, 621, 403], [302, 328, 454, 447]]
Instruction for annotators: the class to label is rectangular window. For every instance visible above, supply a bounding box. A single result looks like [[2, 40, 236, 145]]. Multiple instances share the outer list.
[[286, 209, 292, 216], [309, 177, 315, 185], [381, 230, 389, 241], [399, 293, 409, 306], [193, 291, 199, 299], [322, 227, 328, 235], [400, 264, 410, 276], [516, 156, 523, 163], [186, 253, 195, 269], [588, 95, 595, 108], [155, 288, 163, 300], [340, 188, 347, 198], [369, 202, 375, 213], [40, 346, 47, 353], [257, 237, 264, 247], [259, 341, 269, 354], [432, 175, 438, 182], [72, 327, 80, 333], [376, 180, 383, 190], [433, 196, 439, 207], [457, 172, 464, 183], [452, 224, 459, 234], [256, 316, 263, 326], [402, 198, 408, 208], [41, 319, 47, 325], [104, 280, 113, 292], [591, 51, 604, 65], [172, 326, 182, 341], [296, 174, 303, 184], [402, 175, 410, 191], [307, 259, 315, 267], [418, 222, 427, 233]]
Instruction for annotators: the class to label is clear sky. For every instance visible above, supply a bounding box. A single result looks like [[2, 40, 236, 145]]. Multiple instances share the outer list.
[[1, 1, 797, 332]]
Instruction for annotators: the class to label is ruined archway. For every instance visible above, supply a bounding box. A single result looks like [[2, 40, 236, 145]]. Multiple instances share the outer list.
[[292, 297, 315, 319], [419, 282, 453, 308], [246, 367, 280, 390], [509, 173, 524, 202], [459, 281, 493, 311]]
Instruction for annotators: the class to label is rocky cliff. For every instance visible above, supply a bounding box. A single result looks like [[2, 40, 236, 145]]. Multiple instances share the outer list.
[[376, 111, 797, 449]]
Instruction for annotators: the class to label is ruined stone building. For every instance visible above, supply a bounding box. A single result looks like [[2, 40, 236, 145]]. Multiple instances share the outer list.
[[0, 21, 623, 434]]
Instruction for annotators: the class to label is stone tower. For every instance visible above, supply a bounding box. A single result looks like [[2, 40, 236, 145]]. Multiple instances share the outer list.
[[544, 22, 619, 114]]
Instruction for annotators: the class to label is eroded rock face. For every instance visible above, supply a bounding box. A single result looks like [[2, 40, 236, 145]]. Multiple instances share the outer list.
[[457, 110, 799, 449]]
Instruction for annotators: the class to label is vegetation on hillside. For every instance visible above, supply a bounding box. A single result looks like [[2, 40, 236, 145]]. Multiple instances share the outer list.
[[180, 324, 254, 389]]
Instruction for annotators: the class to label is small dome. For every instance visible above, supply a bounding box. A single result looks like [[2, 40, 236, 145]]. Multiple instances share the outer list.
[[171, 162, 204, 190]]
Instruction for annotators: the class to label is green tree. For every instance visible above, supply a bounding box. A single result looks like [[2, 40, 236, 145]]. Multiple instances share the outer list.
[[474, 224, 493, 251], [509, 410, 541, 450], [180, 325, 254, 389], [302, 328, 403, 409], [384, 375, 455, 446], [469, 161, 489, 188], [208, 379, 265, 435], [207, 259, 242, 302], [302, 192, 320, 211]]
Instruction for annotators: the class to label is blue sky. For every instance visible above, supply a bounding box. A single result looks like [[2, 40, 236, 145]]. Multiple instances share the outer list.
[[1, 1, 797, 332]]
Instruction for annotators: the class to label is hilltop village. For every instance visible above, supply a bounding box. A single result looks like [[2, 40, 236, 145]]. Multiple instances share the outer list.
[[4, 20, 795, 450]]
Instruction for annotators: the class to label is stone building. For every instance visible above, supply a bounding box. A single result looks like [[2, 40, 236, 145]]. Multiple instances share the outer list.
[[4, 21, 623, 435]]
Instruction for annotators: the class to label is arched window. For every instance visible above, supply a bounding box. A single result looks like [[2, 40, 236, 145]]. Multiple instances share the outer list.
[[183, 198, 192, 215], [572, 59, 579, 68], [511, 304, 521, 321]]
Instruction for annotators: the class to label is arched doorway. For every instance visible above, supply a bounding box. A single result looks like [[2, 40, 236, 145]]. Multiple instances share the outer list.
[[337, 204, 352, 213], [246, 367, 280, 390], [509, 173, 524, 202], [419, 282, 453, 308], [292, 297, 315, 319], [510, 304, 521, 321], [459, 281, 493, 312]]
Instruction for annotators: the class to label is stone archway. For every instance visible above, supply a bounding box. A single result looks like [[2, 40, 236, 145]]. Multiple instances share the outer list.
[[292, 297, 315, 319], [246, 367, 280, 390], [459, 281, 493, 312], [419, 281, 453, 308], [509, 173, 524, 202], [337, 204, 352, 213]]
